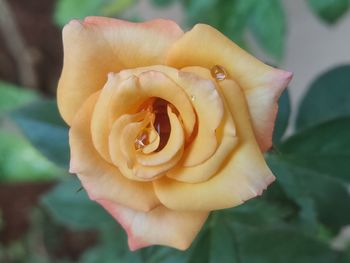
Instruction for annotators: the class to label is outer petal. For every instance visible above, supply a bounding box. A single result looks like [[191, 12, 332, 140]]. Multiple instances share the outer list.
[[166, 24, 292, 151], [154, 80, 275, 211], [58, 17, 183, 125], [98, 199, 208, 250], [69, 92, 159, 212]]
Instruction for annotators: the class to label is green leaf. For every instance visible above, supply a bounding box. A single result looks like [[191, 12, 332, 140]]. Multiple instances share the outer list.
[[79, 224, 143, 263], [281, 117, 350, 184], [267, 153, 350, 233], [0, 131, 61, 182], [10, 100, 70, 168], [188, 215, 238, 263], [54, 0, 104, 27], [100, 0, 136, 16], [232, 224, 341, 263], [273, 89, 291, 144], [307, 0, 349, 24], [268, 118, 350, 234], [296, 65, 350, 130], [249, 0, 286, 60], [184, 0, 255, 48], [0, 81, 37, 114], [41, 177, 114, 230], [151, 0, 176, 7]]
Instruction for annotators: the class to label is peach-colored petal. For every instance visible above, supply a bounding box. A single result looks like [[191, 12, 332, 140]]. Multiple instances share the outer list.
[[69, 92, 159, 212], [154, 80, 275, 211], [92, 71, 196, 165], [118, 65, 225, 166], [98, 199, 208, 250], [136, 106, 184, 167], [166, 23, 292, 151], [166, 67, 238, 183], [57, 17, 183, 125], [109, 108, 184, 181]]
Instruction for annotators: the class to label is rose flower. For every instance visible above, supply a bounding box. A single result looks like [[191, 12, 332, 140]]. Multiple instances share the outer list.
[[57, 17, 292, 250]]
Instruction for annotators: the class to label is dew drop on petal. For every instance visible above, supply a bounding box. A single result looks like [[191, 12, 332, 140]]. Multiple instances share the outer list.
[[211, 65, 227, 81], [135, 131, 148, 150], [191, 95, 196, 101]]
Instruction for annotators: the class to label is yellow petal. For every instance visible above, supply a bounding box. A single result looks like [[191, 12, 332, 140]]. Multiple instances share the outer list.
[[136, 106, 184, 166], [166, 67, 238, 183], [70, 92, 159, 211], [166, 23, 292, 151], [98, 199, 208, 250], [154, 80, 275, 211], [176, 71, 224, 166], [118, 65, 225, 166], [92, 70, 195, 173], [109, 108, 184, 181], [58, 17, 183, 125], [142, 125, 160, 154]]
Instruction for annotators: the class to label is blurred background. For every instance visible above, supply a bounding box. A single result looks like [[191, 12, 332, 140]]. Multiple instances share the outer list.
[[0, 0, 350, 262]]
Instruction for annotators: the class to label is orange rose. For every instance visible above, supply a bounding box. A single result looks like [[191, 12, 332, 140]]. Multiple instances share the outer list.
[[57, 17, 292, 250]]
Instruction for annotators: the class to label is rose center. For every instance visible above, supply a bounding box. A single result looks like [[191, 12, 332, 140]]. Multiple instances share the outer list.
[[135, 98, 173, 152]]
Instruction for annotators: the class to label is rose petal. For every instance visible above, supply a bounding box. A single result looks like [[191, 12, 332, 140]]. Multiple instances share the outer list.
[[109, 108, 184, 181], [98, 199, 208, 250], [175, 71, 224, 166], [154, 80, 275, 211], [166, 67, 238, 183], [70, 92, 159, 211], [166, 23, 292, 151], [92, 71, 196, 165], [118, 65, 225, 166], [136, 106, 184, 167], [57, 17, 183, 125]]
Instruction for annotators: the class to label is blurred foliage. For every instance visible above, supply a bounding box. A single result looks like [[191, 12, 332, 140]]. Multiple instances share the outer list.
[[181, 0, 285, 60], [54, 0, 136, 27], [0, 82, 62, 183], [10, 100, 70, 169], [307, 0, 349, 24]]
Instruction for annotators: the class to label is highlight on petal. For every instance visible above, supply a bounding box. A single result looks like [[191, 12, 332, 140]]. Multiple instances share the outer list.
[[98, 199, 209, 251], [69, 92, 159, 212], [166, 23, 292, 151], [154, 80, 275, 211], [58, 17, 183, 125]]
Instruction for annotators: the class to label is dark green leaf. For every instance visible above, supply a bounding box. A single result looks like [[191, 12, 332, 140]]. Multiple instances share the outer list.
[[184, 0, 256, 48], [80, 224, 143, 263], [267, 153, 350, 233], [151, 0, 176, 7], [10, 100, 70, 168], [281, 118, 350, 184], [296, 65, 350, 130], [41, 177, 114, 230], [273, 89, 291, 144], [0, 81, 37, 114], [249, 0, 286, 60], [233, 224, 340, 263], [307, 0, 349, 24], [188, 215, 238, 263]]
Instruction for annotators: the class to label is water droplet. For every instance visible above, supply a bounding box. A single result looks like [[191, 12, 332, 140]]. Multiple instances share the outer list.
[[211, 65, 227, 81], [191, 95, 196, 101], [135, 131, 148, 150]]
